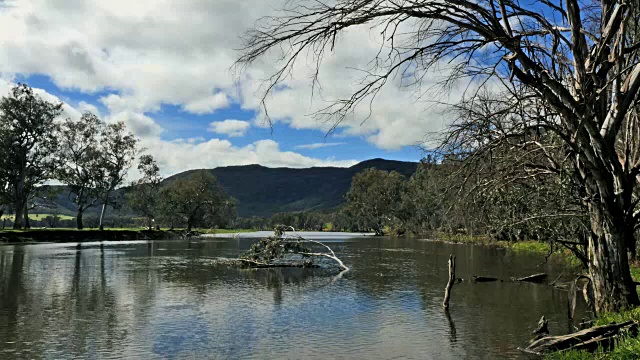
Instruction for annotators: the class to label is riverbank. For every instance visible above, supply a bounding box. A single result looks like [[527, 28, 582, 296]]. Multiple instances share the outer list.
[[428, 233, 640, 359], [0, 229, 184, 244]]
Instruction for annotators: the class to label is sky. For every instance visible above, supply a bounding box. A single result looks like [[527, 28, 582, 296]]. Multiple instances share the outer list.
[[0, 0, 460, 177]]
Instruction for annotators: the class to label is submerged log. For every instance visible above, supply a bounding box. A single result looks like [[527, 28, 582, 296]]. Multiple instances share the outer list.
[[473, 276, 498, 282], [443, 254, 456, 310], [520, 321, 638, 355], [516, 273, 548, 283]]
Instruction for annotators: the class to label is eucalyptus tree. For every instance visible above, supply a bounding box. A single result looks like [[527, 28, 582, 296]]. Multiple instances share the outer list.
[[57, 112, 104, 229], [238, 0, 640, 312], [344, 168, 406, 235], [158, 172, 230, 232], [0, 84, 63, 229], [96, 121, 138, 230], [127, 155, 163, 230]]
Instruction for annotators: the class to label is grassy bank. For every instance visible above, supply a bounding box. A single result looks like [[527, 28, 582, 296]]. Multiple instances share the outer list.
[[0, 229, 186, 243]]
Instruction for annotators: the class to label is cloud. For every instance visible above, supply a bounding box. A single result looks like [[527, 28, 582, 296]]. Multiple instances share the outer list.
[[0, 0, 465, 151], [106, 111, 164, 138], [182, 92, 229, 114], [295, 142, 346, 150], [143, 138, 357, 177], [208, 119, 250, 137]]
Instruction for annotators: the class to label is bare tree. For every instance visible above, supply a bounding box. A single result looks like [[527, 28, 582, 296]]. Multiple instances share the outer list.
[[238, 0, 640, 312]]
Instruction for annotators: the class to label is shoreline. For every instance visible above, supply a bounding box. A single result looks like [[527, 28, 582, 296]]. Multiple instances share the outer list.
[[0, 229, 183, 244]]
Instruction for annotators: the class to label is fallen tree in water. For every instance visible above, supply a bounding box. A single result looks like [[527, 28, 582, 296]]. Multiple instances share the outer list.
[[520, 320, 638, 355], [229, 226, 348, 271]]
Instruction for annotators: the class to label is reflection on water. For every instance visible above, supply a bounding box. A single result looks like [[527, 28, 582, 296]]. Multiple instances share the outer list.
[[0, 237, 583, 359]]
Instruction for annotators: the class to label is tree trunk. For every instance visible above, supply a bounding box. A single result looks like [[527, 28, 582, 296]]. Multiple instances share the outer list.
[[76, 209, 84, 230], [23, 206, 30, 229], [12, 171, 25, 229], [99, 193, 109, 231], [186, 219, 192, 233], [587, 203, 640, 312]]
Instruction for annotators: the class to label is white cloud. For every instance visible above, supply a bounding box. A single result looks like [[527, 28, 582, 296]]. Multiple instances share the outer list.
[[295, 142, 346, 150], [0, 0, 465, 151], [77, 101, 101, 116], [106, 111, 163, 138], [142, 137, 357, 177], [183, 92, 229, 114], [208, 119, 250, 137]]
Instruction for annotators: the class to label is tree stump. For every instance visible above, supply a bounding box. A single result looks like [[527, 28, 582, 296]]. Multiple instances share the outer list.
[[443, 254, 456, 309]]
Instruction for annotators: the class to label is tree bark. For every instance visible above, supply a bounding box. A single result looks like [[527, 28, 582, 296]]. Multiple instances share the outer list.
[[587, 203, 640, 312], [76, 208, 84, 230], [99, 193, 109, 231], [443, 254, 456, 310], [12, 169, 26, 229], [23, 206, 30, 229]]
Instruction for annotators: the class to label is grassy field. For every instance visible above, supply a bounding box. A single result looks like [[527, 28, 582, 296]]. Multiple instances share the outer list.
[[1, 213, 74, 221]]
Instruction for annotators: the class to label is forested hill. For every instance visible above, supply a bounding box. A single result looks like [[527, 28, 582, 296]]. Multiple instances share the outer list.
[[40, 158, 417, 218], [166, 158, 418, 217]]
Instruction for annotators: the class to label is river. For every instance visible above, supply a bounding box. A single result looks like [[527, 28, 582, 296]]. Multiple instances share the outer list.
[[0, 234, 583, 359]]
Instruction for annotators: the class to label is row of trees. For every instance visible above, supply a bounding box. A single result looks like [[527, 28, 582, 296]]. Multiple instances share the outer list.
[[0, 84, 138, 230], [0, 84, 235, 231]]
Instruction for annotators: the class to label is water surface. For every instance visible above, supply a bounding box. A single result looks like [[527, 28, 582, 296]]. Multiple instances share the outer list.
[[0, 236, 582, 359]]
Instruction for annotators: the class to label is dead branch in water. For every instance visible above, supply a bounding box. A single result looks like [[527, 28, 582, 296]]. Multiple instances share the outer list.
[[443, 254, 456, 310], [236, 225, 349, 271]]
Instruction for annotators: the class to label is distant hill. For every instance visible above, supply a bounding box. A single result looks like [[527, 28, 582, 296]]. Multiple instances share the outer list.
[[37, 158, 418, 218]]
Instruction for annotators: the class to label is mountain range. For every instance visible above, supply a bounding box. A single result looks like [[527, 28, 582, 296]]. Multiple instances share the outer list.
[[41, 158, 418, 218]]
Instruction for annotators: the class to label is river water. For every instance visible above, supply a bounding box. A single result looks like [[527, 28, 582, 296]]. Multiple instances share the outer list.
[[0, 235, 583, 359]]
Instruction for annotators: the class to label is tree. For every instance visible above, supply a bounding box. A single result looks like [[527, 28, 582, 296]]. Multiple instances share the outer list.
[[238, 0, 640, 312], [127, 155, 163, 230], [0, 84, 63, 229], [344, 168, 406, 235], [158, 172, 231, 232], [57, 112, 104, 229], [96, 121, 138, 230], [400, 157, 447, 235]]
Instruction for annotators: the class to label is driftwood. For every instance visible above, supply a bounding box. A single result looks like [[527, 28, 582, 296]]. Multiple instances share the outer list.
[[516, 273, 548, 283], [568, 275, 593, 319], [232, 226, 349, 271], [443, 254, 456, 310], [520, 321, 638, 355], [473, 276, 498, 282], [533, 316, 549, 336]]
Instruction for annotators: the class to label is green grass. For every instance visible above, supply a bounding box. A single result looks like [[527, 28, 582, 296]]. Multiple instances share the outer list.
[[1, 213, 74, 221], [545, 268, 640, 359], [546, 331, 640, 360]]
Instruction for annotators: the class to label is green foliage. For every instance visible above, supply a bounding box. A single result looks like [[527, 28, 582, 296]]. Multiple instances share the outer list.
[[0, 84, 63, 228], [343, 168, 406, 235], [57, 112, 105, 228], [96, 120, 138, 229], [127, 155, 162, 229], [158, 172, 235, 231]]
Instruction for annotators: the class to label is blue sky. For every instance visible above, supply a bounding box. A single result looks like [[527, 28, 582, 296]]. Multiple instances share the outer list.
[[0, 0, 453, 176]]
